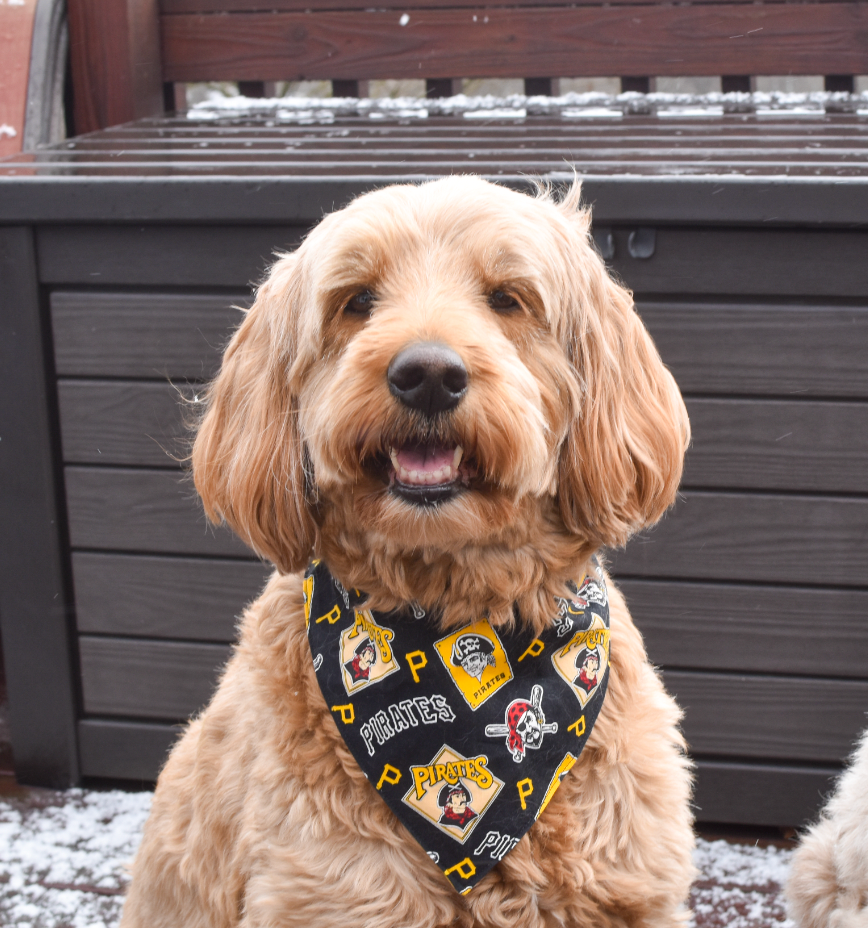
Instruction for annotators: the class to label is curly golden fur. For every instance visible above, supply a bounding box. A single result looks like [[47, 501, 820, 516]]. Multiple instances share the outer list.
[[121, 176, 695, 928], [787, 729, 868, 928]]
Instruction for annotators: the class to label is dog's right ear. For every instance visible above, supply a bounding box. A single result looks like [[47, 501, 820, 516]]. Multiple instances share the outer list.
[[549, 184, 690, 550], [192, 253, 318, 574]]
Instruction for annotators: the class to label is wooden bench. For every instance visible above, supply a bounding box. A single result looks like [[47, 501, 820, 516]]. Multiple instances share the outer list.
[[0, 0, 867, 832], [65, 0, 868, 133]]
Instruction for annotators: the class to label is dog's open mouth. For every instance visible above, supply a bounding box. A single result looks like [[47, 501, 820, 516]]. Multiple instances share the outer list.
[[386, 442, 471, 506]]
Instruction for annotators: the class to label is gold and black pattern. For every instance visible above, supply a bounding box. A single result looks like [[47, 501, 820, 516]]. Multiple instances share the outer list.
[[305, 560, 610, 895]]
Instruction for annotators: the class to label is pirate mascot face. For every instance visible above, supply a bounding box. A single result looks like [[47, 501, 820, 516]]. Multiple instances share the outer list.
[[437, 783, 477, 829], [510, 701, 542, 751], [573, 647, 601, 694], [451, 633, 496, 682], [346, 637, 377, 682]]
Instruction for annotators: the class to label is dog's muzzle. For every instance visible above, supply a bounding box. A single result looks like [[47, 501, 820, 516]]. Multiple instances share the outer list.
[[386, 342, 469, 506]]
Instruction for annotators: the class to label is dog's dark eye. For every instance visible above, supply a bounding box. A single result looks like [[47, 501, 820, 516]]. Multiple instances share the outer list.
[[488, 290, 520, 313], [344, 290, 375, 315]]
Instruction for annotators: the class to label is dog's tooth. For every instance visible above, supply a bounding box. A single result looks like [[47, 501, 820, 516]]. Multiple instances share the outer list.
[[453, 446, 464, 469], [389, 448, 400, 472]]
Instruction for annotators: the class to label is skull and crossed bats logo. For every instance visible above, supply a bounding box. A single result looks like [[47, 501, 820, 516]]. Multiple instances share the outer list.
[[485, 684, 558, 762]]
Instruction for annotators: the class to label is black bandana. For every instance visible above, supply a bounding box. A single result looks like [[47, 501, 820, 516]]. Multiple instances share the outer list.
[[304, 559, 610, 895]]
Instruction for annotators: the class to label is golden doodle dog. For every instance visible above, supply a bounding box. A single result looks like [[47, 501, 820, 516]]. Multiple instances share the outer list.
[[121, 176, 695, 928], [787, 728, 868, 928]]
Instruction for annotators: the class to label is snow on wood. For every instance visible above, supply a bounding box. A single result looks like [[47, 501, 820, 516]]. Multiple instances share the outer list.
[[0, 786, 794, 927]]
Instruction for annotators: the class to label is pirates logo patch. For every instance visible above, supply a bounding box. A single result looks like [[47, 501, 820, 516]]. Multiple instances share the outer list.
[[484, 685, 558, 762], [403, 745, 503, 844], [551, 614, 610, 708], [339, 609, 399, 694], [434, 620, 514, 710], [576, 575, 607, 608], [552, 570, 608, 638]]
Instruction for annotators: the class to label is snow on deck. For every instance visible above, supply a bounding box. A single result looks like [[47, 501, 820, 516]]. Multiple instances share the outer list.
[[0, 787, 794, 927], [186, 89, 868, 123]]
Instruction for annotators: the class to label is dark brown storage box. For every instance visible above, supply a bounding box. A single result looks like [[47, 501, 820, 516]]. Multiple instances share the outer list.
[[1, 109, 867, 828]]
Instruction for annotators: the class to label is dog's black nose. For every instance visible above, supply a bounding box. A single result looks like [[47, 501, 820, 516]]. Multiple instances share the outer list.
[[387, 342, 468, 415]]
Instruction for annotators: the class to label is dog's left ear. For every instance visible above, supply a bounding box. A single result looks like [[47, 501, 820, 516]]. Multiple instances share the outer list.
[[554, 196, 690, 549], [191, 253, 319, 573]]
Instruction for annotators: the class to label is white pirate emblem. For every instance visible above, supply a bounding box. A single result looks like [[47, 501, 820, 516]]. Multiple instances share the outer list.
[[577, 576, 607, 607], [484, 685, 558, 762]]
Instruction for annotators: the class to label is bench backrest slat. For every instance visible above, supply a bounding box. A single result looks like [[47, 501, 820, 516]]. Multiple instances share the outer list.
[[161, 4, 868, 83], [160, 0, 856, 10], [67, 0, 868, 133]]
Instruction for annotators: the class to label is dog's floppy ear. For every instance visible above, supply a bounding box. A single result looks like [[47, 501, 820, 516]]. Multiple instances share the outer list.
[[192, 253, 318, 573], [555, 194, 690, 549]]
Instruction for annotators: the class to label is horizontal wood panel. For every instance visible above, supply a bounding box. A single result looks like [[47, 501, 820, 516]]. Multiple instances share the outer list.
[[73, 551, 271, 640], [78, 635, 868, 763], [66, 469, 868, 582], [682, 398, 868, 493], [6, 167, 868, 228], [692, 759, 840, 828], [65, 466, 254, 558], [26, 143, 868, 169], [162, 0, 802, 11], [57, 385, 868, 492], [664, 670, 868, 763], [41, 227, 868, 299], [58, 380, 194, 466], [51, 300, 868, 421], [161, 5, 868, 82], [78, 718, 183, 782], [76, 713, 841, 825], [57, 120, 868, 149], [641, 302, 868, 398], [619, 229, 868, 299], [79, 636, 233, 720], [39, 225, 303, 287], [611, 491, 868, 587], [52, 291, 246, 378], [71, 554, 868, 673], [619, 579, 868, 679], [18, 160, 868, 180]]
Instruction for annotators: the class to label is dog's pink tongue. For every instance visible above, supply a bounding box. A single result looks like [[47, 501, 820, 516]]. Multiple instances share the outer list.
[[396, 445, 454, 474]]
